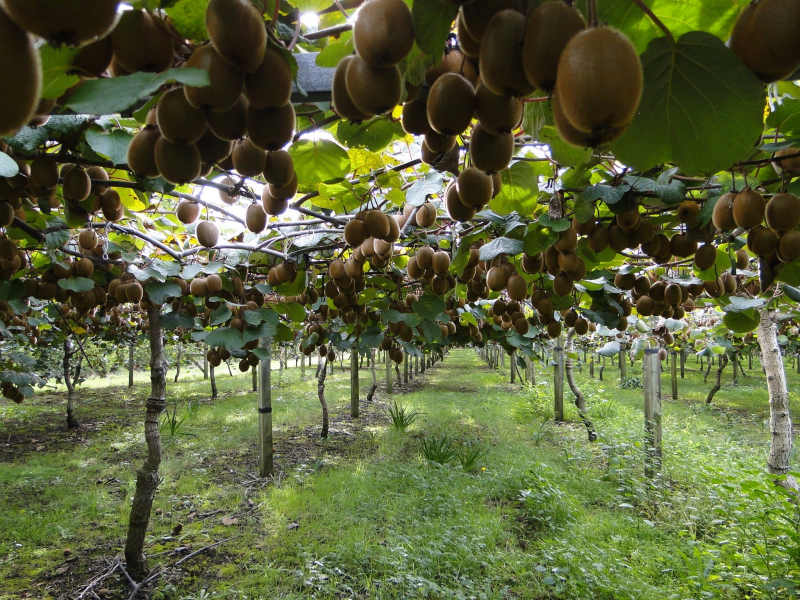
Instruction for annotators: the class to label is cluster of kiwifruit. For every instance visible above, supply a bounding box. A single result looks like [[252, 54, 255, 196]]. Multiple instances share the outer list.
[[381, 293, 463, 349], [205, 344, 261, 372], [266, 261, 301, 289], [444, 168, 502, 222], [1, 381, 26, 404], [301, 323, 328, 357], [406, 245, 457, 295], [343, 208, 402, 270], [327, 257, 370, 312]]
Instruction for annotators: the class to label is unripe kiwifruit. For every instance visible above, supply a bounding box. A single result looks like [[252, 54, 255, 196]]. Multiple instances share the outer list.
[[694, 243, 717, 270], [712, 192, 738, 231], [486, 265, 508, 291], [427, 73, 475, 136], [245, 45, 293, 108], [206, 95, 248, 141], [206, 0, 266, 74], [729, 0, 800, 83], [127, 126, 161, 178], [184, 46, 244, 112], [245, 203, 267, 233], [345, 56, 402, 116], [197, 220, 220, 248], [247, 103, 296, 151], [432, 250, 450, 274], [677, 200, 700, 223], [154, 138, 202, 185], [111, 10, 173, 74], [332, 55, 372, 122], [344, 219, 368, 247], [205, 274, 222, 294], [522, 1, 585, 92], [401, 100, 430, 136], [263, 150, 294, 187], [63, 167, 91, 201], [262, 190, 288, 216], [176, 200, 201, 225], [353, 0, 414, 67], [445, 184, 476, 222], [157, 88, 208, 145], [75, 257, 94, 277], [416, 246, 434, 269], [232, 138, 267, 177], [766, 192, 800, 232], [474, 84, 522, 136], [415, 203, 437, 228], [732, 188, 765, 229], [479, 10, 535, 97], [3, 0, 119, 45], [469, 124, 514, 173], [78, 229, 98, 251]]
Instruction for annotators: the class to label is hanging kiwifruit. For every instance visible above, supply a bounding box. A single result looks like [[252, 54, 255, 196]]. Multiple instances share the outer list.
[[85, 166, 108, 195], [344, 219, 369, 247], [71, 36, 113, 78], [427, 73, 475, 136], [457, 13, 481, 57], [0, 7, 41, 138], [184, 46, 244, 112], [522, 1, 585, 92], [712, 191, 737, 231], [206, 0, 266, 74], [245, 45, 293, 108], [461, 0, 520, 42], [176, 200, 201, 224], [552, 90, 621, 148], [232, 138, 267, 177], [747, 225, 779, 256], [127, 126, 162, 178], [364, 210, 390, 239], [474, 84, 522, 135], [425, 49, 479, 87], [263, 150, 294, 187], [154, 138, 202, 185], [766, 192, 800, 231], [587, 226, 609, 252], [732, 188, 765, 229], [555, 27, 642, 142], [735, 248, 750, 270], [506, 274, 527, 300], [262, 188, 288, 216], [635, 295, 655, 316], [479, 10, 535, 97], [773, 148, 800, 174], [345, 56, 402, 116], [486, 265, 508, 291], [63, 167, 91, 201], [729, 0, 800, 83], [1, 0, 120, 46], [694, 243, 716, 270], [780, 230, 800, 261], [332, 56, 372, 122], [247, 103, 295, 151], [197, 220, 220, 248], [415, 245, 434, 269], [245, 202, 267, 233], [111, 10, 174, 74], [401, 100, 431, 136], [446, 184, 476, 222], [196, 127, 233, 164], [457, 167, 493, 208], [425, 130, 456, 154], [78, 228, 98, 251], [432, 250, 450, 274], [677, 200, 699, 223], [416, 203, 437, 228], [268, 171, 298, 200], [469, 124, 514, 173], [353, 0, 414, 67], [206, 95, 248, 141], [30, 155, 59, 189], [157, 88, 208, 145]]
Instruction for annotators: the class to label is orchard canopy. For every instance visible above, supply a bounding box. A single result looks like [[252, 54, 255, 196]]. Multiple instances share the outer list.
[[1, 0, 800, 406]]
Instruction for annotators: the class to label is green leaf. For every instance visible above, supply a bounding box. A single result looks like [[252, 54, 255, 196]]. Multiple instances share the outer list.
[[413, 295, 446, 320], [540, 125, 591, 167], [210, 305, 232, 326], [401, 42, 439, 87], [160, 311, 195, 330], [583, 184, 629, 205], [419, 318, 443, 344], [243, 307, 280, 326], [0, 152, 19, 178], [274, 322, 296, 343], [335, 118, 405, 152], [0, 280, 25, 302], [412, 0, 458, 55], [63, 68, 211, 115], [205, 327, 245, 351], [479, 236, 524, 261], [85, 129, 134, 166], [767, 98, 800, 137], [522, 98, 546, 141], [39, 45, 80, 100], [523, 224, 558, 256], [289, 139, 352, 194], [598, 340, 621, 357], [58, 277, 95, 293], [315, 33, 353, 68], [406, 171, 443, 206], [723, 310, 760, 334], [286, 0, 332, 11], [165, 0, 210, 41], [537, 214, 571, 232], [722, 296, 766, 313], [612, 32, 765, 175], [274, 301, 306, 322], [243, 322, 277, 343], [655, 168, 688, 204], [490, 161, 542, 216], [384, 309, 421, 327], [145, 281, 182, 305]]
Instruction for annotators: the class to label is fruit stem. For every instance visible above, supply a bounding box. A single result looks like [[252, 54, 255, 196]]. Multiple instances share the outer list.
[[630, 0, 675, 46]]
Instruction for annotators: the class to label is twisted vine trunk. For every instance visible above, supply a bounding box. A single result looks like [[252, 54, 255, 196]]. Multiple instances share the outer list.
[[63, 339, 79, 429], [705, 354, 728, 404], [758, 310, 799, 491], [566, 331, 597, 442], [366, 348, 377, 402], [124, 306, 168, 581], [210, 365, 217, 398], [318, 355, 329, 438]]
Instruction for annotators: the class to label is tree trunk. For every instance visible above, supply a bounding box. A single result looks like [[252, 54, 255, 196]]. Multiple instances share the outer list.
[[350, 346, 359, 418], [758, 311, 799, 490], [703, 357, 713, 383], [210, 365, 217, 398], [705, 354, 728, 404], [124, 306, 168, 582], [258, 337, 273, 477], [566, 331, 597, 441], [128, 342, 135, 388], [366, 348, 377, 401], [173, 343, 182, 383], [318, 356, 329, 438], [64, 339, 79, 429]]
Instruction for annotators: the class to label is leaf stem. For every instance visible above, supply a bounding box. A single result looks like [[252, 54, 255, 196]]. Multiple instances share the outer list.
[[630, 0, 675, 45]]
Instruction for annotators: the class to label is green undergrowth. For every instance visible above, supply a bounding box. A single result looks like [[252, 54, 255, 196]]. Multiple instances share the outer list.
[[0, 350, 797, 599]]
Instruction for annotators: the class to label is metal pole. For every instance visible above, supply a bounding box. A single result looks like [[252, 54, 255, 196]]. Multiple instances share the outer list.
[[643, 348, 662, 478], [258, 337, 273, 477]]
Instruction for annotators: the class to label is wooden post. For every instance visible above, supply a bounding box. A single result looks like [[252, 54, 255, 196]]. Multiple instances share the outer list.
[[619, 345, 626, 381], [403, 351, 409, 384], [554, 343, 564, 422], [732, 353, 739, 385], [351, 346, 359, 418], [128, 341, 134, 388], [203, 347, 208, 380], [301, 352, 305, 378], [680, 348, 685, 379], [589, 355, 594, 378], [643, 348, 662, 478], [671, 350, 678, 399], [385, 351, 392, 393], [421, 353, 426, 373], [258, 337, 273, 478], [510, 350, 516, 384]]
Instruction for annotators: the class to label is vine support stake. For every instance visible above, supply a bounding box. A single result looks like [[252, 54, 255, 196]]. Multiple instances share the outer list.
[[671, 350, 678, 399], [350, 345, 359, 418], [643, 348, 663, 479], [554, 343, 564, 422], [385, 352, 393, 394], [258, 336, 273, 478]]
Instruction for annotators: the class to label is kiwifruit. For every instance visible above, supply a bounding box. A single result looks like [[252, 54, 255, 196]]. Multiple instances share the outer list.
[[615, 206, 640, 232], [773, 148, 800, 174], [157, 88, 208, 145], [712, 192, 737, 231], [345, 56, 402, 116], [457, 13, 481, 57], [78, 229, 98, 251], [206, 0, 266, 74], [184, 46, 244, 112], [154, 138, 201, 185], [353, 0, 414, 67], [780, 230, 800, 261], [479, 10, 535, 97], [732, 188, 765, 229], [663, 283, 682, 307], [474, 84, 522, 135], [766, 192, 800, 231], [261, 188, 288, 216], [344, 219, 368, 247], [86, 166, 109, 195], [553, 271, 574, 295], [522, 1, 585, 92], [736, 248, 750, 270], [694, 243, 716, 270], [521, 253, 543, 273], [614, 272, 636, 290], [75, 257, 94, 277], [263, 150, 294, 187], [1, 0, 119, 45], [71, 36, 113, 78], [63, 167, 91, 201], [608, 225, 631, 252], [206, 95, 248, 141], [432, 250, 451, 274], [677, 200, 700, 223], [486, 265, 508, 291], [555, 227, 578, 252], [552, 90, 624, 148], [670, 232, 698, 258], [176, 200, 201, 224], [730, 0, 800, 83], [100, 188, 121, 212], [469, 124, 514, 173], [401, 100, 431, 136], [635, 295, 655, 316], [457, 167, 493, 208], [244, 202, 267, 233], [246, 103, 295, 151], [747, 225, 779, 256], [446, 184, 476, 222], [424, 131, 456, 154], [386, 214, 401, 242], [461, 0, 520, 43], [514, 317, 529, 335], [190, 277, 207, 297], [245, 45, 293, 108], [0, 7, 40, 138], [420, 140, 441, 165], [416, 203, 437, 228], [572, 216, 595, 236], [197, 220, 220, 248], [196, 127, 233, 164], [127, 126, 161, 178], [427, 73, 475, 136], [363, 210, 390, 239], [555, 27, 642, 142], [111, 10, 174, 74], [424, 49, 479, 87], [587, 226, 609, 252], [232, 138, 267, 177], [268, 171, 298, 201], [332, 56, 372, 122], [126, 282, 144, 303], [30, 155, 59, 189], [416, 246, 434, 269]]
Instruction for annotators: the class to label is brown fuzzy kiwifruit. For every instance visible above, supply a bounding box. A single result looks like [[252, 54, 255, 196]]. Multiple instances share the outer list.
[[247, 103, 295, 151], [587, 226, 609, 252], [469, 124, 514, 173], [75, 257, 94, 277], [747, 225, 778, 257], [416, 203, 437, 228], [86, 166, 109, 195], [386, 214, 401, 242], [416, 246, 434, 269], [232, 138, 267, 177], [474, 84, 523, 136], [461, 0, 519, 42], [345, 56, 402, 116], [78, 229, 98, 250], [522, 253, 543, 273], [206, 95, 248, 141], [664, 283, 682, 307], [546, 320, 562, 339], [263, 150, 294, 187], [364, 210, 390, 239], [552, 89, 626, 148], [2, 0, 119, 46], [766, 192, 800, 231], [712, 192, 738, 231], [345, 219, 368, 247], [479, 10, 535, 97], [558, 250, 580, 272], [100, 188, 121, 212], [111, 10, 174, 74], [445, 183, 476, 222], [71, 36, 113, 78], [635, 295, 655, 316], [424, 130, 456, 154], [0, 8, 40, 138], [432, 250, 450, 274], [245, 203, 267, 233], [126, 282, 144, 303], [555, 27, 642, 143], [633, 276, 651, 296], [780, 230, 800, 261], [154, 138, 202, 185], [732, 188, 765, 229], [157, 88, 208, 145], [332, 56, 372, 122], [127, 126, 162, 178], [670, 232, 698, 258], [245, 46, 293, 108], [457, 12, 481, 57], [736, 248, 750, 270], [63, 167, 91, 201], [268, 171, 298, 200], [427, 73, 475, 136], [176, 200, 201, 224], [522, 1, 585, 92], [457, 167, 493, 208], [608, 225, 631, 253], [677, 200, 700, 223], [729, 0, 800, 83], [552, 272, 573, 296], [261, 188, 288, 216], [196, 127, 233, 164], [486, 265, 508, 291], [190, 277, 207, 297], [555, 227, 578, 252], [401, 100, 431, 136], [353, 0, 414, 67], [506, 274, 527, 301], [30, 155, 59, 190], [184, 46, 244, 112], [206, 0, 266, 74], [694, 243, 717, 270], [614, 272, 636, 291], [773, 148, 800, 174], [572, 216, 595, 236], [425, 49, 479, 87], [197, 220, 220, 248], [616, 206, 640, 232]]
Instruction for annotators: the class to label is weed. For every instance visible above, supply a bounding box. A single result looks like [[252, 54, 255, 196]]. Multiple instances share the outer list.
[[159, 399, 201, 436], [517, 466, 576, 532], [456, 440, 489, 472], [419, 434, 457, 465], [620, 376, 643, 389], [386, 401, 423, 431]]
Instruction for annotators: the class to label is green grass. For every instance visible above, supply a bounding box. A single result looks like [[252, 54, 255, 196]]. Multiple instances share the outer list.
[[0, 349, 797, 599]]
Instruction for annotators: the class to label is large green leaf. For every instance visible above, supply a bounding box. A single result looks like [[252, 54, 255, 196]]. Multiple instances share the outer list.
[[723, 310, 760, 334], [160, 311, 195, 330], [540, 125, 591, 168], [335, 118, 405, 152], [145, 281, 183, 305], [612, 32, 765, 175], [0, 153, 19, 178], [58, 277, 95, 293], [479, 236, 524, 261], [39, 45, 80, 100], [205, 327, 245, 351], [412, 0, 458, 55], [766, 98, 800, 137], [412, 295, 446, 320], [289, 139, 352, 193], [315, 33, 353, 68], [165, 0, 210, 41], [85, 129, 133, 166], [490, 161, 542, 216]]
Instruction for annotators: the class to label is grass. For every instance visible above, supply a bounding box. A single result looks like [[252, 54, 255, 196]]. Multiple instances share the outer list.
[[0, 348, 796, 599]]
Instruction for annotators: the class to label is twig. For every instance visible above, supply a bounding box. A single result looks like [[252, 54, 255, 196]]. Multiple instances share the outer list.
[[126, 568, 163, 600], [630, 0, 675, 45], [302, 22, 352, 41], [174, 536, 240, 566], [52, 302, 96, 372], [75, 562, 120, 599]]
